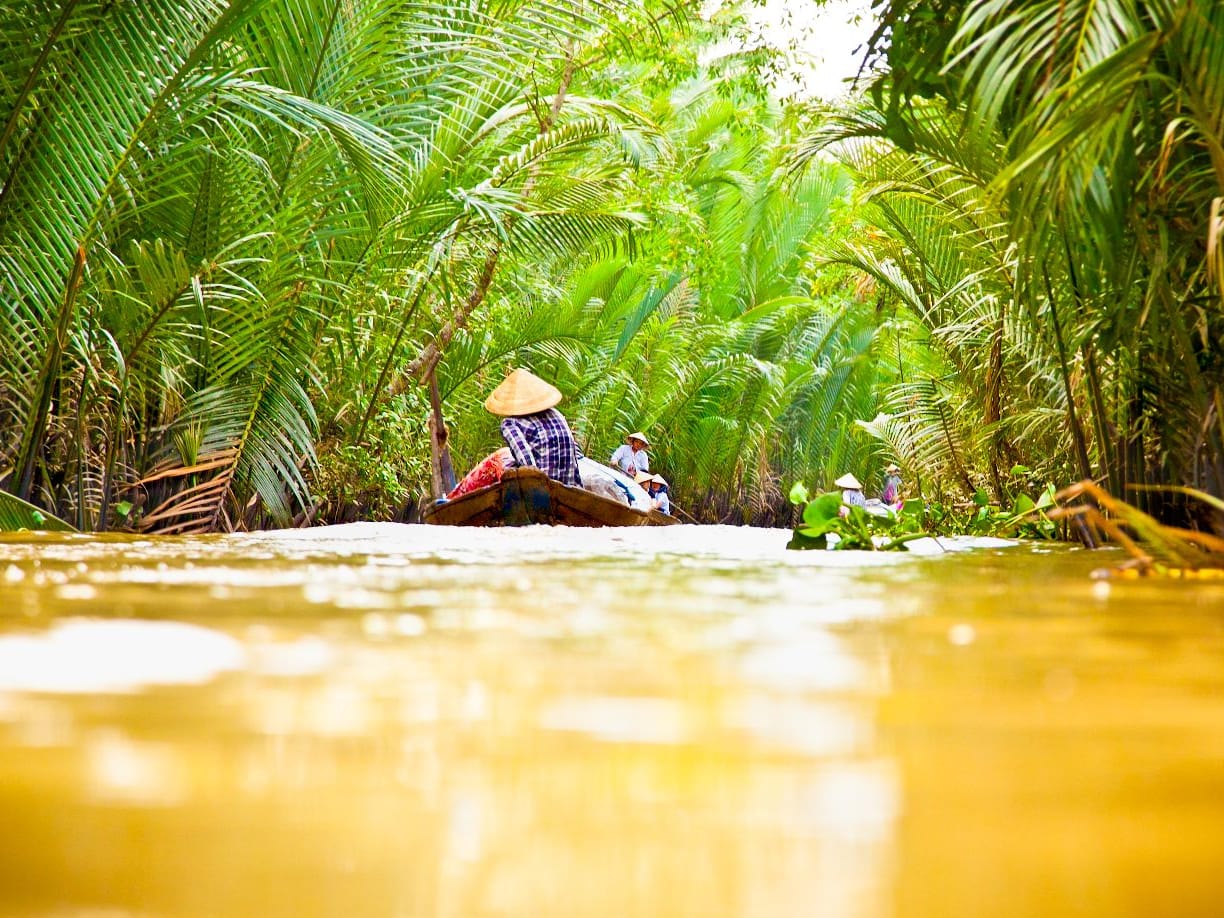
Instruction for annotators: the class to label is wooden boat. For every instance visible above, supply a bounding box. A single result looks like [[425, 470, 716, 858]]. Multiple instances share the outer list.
[[421, 467, 680, 527]]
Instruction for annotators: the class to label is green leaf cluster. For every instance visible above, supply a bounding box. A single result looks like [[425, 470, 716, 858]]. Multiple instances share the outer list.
[[786, 487, 927, 551]]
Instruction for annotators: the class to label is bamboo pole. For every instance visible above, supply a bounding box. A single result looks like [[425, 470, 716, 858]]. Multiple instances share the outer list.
[[427, 368, 456, 499]]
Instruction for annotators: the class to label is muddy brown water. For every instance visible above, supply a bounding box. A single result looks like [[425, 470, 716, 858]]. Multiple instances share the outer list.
[[1, 524, 1223, 916]]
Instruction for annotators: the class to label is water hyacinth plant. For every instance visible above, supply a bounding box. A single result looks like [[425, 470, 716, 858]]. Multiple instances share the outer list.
[[785, 482, 927, 551]]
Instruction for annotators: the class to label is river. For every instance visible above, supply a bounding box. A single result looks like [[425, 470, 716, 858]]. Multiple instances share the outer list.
[[1, 524, 1222, 916]]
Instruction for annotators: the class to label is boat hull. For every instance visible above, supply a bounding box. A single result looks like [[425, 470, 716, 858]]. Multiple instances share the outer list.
[[421, 467, 680, 527]]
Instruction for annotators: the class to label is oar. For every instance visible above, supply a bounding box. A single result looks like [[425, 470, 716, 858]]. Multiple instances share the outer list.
[[672, 503, 699, 524]]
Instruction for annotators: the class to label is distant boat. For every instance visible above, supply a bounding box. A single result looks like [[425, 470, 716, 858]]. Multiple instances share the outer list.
[[421, 467, 679, 527]]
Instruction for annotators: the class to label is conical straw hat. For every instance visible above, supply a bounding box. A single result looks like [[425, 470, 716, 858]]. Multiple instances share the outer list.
[[628, 431, 651, 447], [885, 464, 901, 474], [484, 369, 562, 417], [834, 473, 862, 489], [633, 471, 653, 484], [650, 474, 668, 487]]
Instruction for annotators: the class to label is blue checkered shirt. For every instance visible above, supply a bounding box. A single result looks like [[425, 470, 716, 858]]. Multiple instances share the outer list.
[[500, 408, 582, 486]]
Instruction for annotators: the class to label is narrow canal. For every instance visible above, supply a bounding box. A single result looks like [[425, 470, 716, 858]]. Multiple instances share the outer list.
[[1, 524, 1222, 916]]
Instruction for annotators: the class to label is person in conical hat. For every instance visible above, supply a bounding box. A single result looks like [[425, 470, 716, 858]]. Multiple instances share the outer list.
[[634, 471, 671, 515], [483, 368, 562, 416], [447, 368, 581, 499], [486, 368, 581, 486], [835, 472, 866, 513], [881, 464, 903, 508], [610, 430, 650, 476]]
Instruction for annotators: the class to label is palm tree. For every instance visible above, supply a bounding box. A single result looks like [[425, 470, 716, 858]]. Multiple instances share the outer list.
[[799, 102, 1085, 499], [429, 69, 888, 523], [810, 0, 1224, 514], [0, 0, 679, 531], [0, 0, 407, 530]]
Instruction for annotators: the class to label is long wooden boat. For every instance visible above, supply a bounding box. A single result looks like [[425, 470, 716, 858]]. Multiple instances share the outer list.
[[421, 467, 680, 527]]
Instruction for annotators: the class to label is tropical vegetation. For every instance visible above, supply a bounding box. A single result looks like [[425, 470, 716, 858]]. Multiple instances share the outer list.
[[807, 0, 1224, 528], [1, 0, 1221, 536]]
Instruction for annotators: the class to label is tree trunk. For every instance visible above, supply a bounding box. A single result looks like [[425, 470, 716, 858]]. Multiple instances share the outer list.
[[384, 37, 582, 401]]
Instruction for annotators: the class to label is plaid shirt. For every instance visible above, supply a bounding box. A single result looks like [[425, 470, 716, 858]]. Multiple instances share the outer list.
[[500, 408, 582, 486]]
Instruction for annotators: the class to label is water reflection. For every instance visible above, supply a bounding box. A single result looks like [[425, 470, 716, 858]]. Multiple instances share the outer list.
[[84, 730, 188, 807], [538, 695, 689, 743], [0, 524, 1222, 915], [0, 619, 244, 693]]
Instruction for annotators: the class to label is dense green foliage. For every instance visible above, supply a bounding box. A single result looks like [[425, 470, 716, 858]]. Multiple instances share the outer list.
[[434, 74, 894, 524], [0, 0, 896, 530], [814, 0, 1224, 523], [3, 0, 1219, 533]]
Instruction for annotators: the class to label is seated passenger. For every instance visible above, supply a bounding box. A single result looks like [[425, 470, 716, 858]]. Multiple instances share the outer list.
[[880, 463, 903, 509], [486, 368, 582, 486], [610, 431, 650, 477], [446, 369, 581, 498], [835, 472, 865, 516], [635, 471, 671, 515], [579, 456, 653, 509]]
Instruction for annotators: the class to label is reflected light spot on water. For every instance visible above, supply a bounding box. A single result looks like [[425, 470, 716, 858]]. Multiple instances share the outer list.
[[54, 583, 98, 601], [362, 612, 391, 638], [248, 683, 374, 738], [802, 760, 900, 843], [0, 697, 76, 747], [463, 681, 490, 722], [0, 620, 244, 693], [398, 682, 441, 727], [538, 696, 689, 745], [725, 697, 873, 757], [737, 631, 872, 692], [84, 730, 188, 807], [249, 636, 334, 677], [308, 684, 371, 736], [395, 613, 428, 636], [334, 587, 400, 609], [433, 606, 512, 633], [445, 791, 486, 868], [302, 581, 333, 604], [948, 623, 976, 646]]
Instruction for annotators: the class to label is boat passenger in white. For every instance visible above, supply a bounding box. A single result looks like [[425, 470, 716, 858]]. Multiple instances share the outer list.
[[609, 431, 650, 477], [635, 472, 671, 515], [835, 472, 865, 517]]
